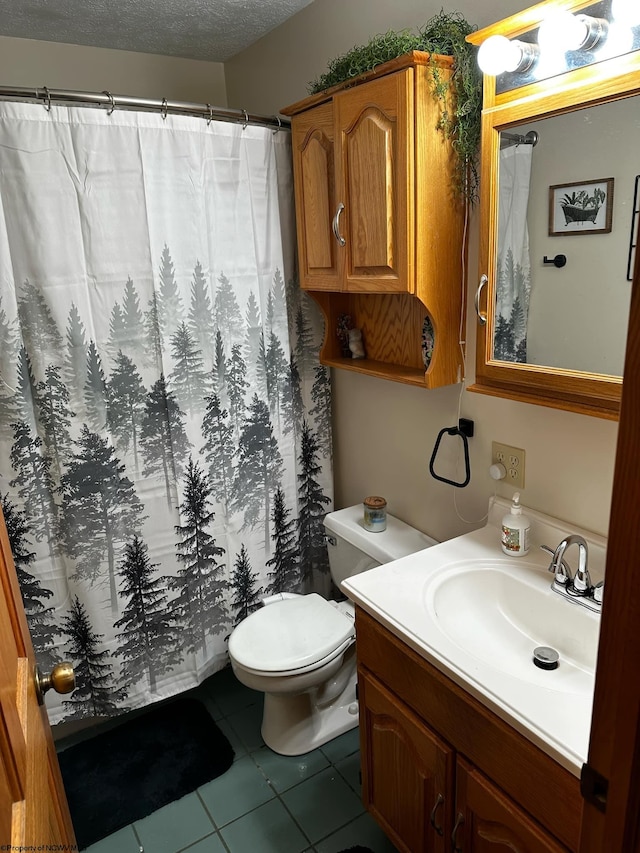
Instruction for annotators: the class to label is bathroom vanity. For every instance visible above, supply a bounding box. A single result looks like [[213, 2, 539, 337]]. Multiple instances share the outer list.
[[357, 610, 580, 851], [343, 499, 606, 852]]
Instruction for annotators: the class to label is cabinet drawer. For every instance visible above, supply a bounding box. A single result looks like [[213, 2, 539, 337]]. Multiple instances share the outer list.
[[356, 607, 582, 850]]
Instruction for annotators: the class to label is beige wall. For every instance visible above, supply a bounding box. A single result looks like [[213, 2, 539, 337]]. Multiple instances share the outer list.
[[226, 0, 619, 542], [0, 36, 227, 105]]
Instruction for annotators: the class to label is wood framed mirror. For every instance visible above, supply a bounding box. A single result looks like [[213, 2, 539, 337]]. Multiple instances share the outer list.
[[468, 0, 640, 419]]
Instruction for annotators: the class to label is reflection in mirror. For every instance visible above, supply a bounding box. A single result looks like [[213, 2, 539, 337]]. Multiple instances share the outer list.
[[494, 96, 639, 377]]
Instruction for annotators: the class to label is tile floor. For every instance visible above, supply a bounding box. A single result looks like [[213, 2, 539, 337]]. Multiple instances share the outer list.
[[60, 665, 398, 853]]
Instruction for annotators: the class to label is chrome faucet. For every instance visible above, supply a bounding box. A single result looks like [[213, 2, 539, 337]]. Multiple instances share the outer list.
[[541, 534, 602, 612]]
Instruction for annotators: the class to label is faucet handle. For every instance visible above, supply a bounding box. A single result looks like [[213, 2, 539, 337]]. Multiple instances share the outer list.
[[592, 581, 604, 605], [540, 544, 572, 585]]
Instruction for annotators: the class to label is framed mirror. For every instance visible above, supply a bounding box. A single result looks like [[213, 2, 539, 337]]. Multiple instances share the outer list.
[[468, 1, 640, 419]]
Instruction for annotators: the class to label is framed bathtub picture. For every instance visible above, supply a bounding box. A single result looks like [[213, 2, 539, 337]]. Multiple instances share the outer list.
[[549, 177, 614, 236]]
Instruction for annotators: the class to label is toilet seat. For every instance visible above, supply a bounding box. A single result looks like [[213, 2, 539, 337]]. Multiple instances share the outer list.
[[229, 593, 355, 676]]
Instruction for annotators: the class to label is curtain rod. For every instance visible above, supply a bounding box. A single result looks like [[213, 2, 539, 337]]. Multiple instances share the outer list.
[[500, 130, 539, 149], [0, 85, 291, 131]]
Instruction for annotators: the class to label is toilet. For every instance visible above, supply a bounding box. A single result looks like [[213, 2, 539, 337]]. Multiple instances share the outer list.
[[228, 504, 436, 756]]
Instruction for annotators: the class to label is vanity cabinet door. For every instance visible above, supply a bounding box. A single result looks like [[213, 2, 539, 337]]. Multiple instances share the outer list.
[[290, 101, 341, 291], [359, 670, 454, 853], [335, 69, 414, 294], [454, 758, 569, 852]]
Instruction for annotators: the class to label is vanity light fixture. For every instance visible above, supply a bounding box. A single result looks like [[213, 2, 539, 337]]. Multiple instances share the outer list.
[[477, 34, 539, 75], [476, 2, 637, 79]]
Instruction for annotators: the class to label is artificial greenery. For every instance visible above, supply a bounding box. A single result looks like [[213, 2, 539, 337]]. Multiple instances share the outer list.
[[308, 11, 482, 203]]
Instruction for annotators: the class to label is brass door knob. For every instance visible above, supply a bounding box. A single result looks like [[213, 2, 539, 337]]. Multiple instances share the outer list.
[[34, 662, 75, 706]]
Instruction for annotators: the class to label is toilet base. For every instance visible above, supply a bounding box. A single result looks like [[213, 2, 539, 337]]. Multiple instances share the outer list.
[[261, 674, 359, 756]]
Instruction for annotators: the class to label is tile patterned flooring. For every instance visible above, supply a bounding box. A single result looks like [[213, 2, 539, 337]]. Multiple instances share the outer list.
[[62, 665, 398, 853]]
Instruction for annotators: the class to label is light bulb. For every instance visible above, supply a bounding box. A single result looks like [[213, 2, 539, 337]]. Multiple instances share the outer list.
[[612, 0, 640, 27], [538, 11, 589, 52], [477, 35, 538, 75]]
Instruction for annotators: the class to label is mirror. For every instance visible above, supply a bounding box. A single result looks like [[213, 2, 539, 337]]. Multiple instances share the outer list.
[[468, 6, 640, 419], [495, 96, 638, 378]]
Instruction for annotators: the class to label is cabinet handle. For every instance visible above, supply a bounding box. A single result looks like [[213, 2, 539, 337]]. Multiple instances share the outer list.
[[475, 274, 488, 326], [429, 792, 444, 836], [451, 812, 464, 852], [332, 202, 346, 246]]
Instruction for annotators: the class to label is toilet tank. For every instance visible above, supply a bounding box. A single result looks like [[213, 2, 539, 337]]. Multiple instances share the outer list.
[[323, 504, 437, 587]]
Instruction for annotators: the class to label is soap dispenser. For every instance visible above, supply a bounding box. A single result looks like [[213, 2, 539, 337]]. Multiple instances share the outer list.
[[501, 492, 530, 556]]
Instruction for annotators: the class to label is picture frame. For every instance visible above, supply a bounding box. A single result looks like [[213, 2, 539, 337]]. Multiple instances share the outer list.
[[549, 177, 614, 236]]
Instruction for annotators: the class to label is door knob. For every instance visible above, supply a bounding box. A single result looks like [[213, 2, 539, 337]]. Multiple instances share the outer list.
[[34, 662, 75, 706]]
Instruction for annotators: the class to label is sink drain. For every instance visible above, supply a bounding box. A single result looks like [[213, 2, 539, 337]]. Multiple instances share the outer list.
[[533, 646, 559, 670]]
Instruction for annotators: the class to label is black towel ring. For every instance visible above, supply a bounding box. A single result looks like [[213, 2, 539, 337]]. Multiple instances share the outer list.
[[429, 419, 474, 488]]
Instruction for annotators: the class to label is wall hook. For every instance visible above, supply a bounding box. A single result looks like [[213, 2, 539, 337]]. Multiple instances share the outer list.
[[543, 254, 567, 268]]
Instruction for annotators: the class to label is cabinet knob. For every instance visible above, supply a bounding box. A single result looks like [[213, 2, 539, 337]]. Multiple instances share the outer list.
[[332, 202, 346, 246]]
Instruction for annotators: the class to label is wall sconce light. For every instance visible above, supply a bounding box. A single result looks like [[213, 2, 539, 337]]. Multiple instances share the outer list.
[[477, 35, 540, 75]]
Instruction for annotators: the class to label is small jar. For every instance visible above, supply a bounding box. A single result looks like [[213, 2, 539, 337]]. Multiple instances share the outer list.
[[363, 496, 387, 532]]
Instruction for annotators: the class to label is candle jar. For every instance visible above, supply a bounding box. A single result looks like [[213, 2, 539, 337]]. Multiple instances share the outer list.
[[363, 496, 387, 532]]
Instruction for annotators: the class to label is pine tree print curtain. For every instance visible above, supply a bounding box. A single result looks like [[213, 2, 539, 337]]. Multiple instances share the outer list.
[[494, 144, 533, 363], [0, 102, 333, 725]]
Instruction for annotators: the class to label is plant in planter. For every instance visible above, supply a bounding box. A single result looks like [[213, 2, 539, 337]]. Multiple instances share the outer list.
[[560, 187, 606, 223], [307, 11, 482, 203]]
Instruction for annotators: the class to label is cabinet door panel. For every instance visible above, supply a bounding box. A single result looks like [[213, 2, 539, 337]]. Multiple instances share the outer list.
[[360, 671, 453, 853], [455, 759, 569, 852], [336, 70, 414, 293], [291, 102, 341, 290]]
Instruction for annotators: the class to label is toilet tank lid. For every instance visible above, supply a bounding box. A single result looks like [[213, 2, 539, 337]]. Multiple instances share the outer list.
[[323, 505, 437, 564]]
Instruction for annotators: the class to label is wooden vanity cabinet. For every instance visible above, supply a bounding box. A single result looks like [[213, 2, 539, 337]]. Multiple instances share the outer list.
[[356, 608, 582, 852], [281, 52, 466, 389]]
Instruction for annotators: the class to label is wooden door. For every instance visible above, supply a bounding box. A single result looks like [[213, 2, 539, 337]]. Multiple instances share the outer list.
[[359, 669, 453, 853], [290, 101, 342, 291], [335, 69, 414, 294], [0, 510, 75, 847], [454, 759, 568, 852], [578, 179, 640, 850]]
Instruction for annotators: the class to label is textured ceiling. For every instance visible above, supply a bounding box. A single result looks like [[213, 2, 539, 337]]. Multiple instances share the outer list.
[[0, 0, 315, 62]]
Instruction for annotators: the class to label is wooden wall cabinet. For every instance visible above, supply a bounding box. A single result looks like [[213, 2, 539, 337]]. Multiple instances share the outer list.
[[281, 52, 467, 389], [356, 608, 581, 852]]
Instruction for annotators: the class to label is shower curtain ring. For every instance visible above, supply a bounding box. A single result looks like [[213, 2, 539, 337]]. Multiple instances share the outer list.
[[42, 86, 52, 112], [102, 91, 116, 116], [272, 115, 282, 134], [206, 103, 214, 126], [242, 109, 249, 129], [161, 98, 168, 120]]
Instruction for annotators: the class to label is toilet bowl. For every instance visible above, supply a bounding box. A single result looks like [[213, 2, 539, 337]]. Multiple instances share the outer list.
[[228, 504, 436, 755]]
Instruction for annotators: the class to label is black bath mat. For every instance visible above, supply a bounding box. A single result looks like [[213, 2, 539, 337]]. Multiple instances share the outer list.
[[58, 696, 234, 850]]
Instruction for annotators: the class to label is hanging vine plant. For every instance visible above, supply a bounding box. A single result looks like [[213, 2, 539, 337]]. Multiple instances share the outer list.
[[307, 11, 483, 203]]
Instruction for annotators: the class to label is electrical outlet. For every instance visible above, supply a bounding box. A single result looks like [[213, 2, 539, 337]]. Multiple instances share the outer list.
[[492, 441, 526, 489]]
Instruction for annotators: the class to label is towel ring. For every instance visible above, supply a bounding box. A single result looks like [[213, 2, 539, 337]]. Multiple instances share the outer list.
[[102, 91, 116, 116], [428, 419, 474, 488]]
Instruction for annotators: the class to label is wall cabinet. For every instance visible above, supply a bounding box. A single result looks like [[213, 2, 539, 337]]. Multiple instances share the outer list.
[[356, 608, 582, 852], [281, 52, 466, 389]]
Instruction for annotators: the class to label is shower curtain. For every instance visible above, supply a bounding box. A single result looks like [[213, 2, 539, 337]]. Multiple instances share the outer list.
[[0, 101, 333, 725], [494, 143, 533, 362]]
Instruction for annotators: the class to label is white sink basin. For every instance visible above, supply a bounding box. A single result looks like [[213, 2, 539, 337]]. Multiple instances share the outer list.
[[425, 559, 599, 696]]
